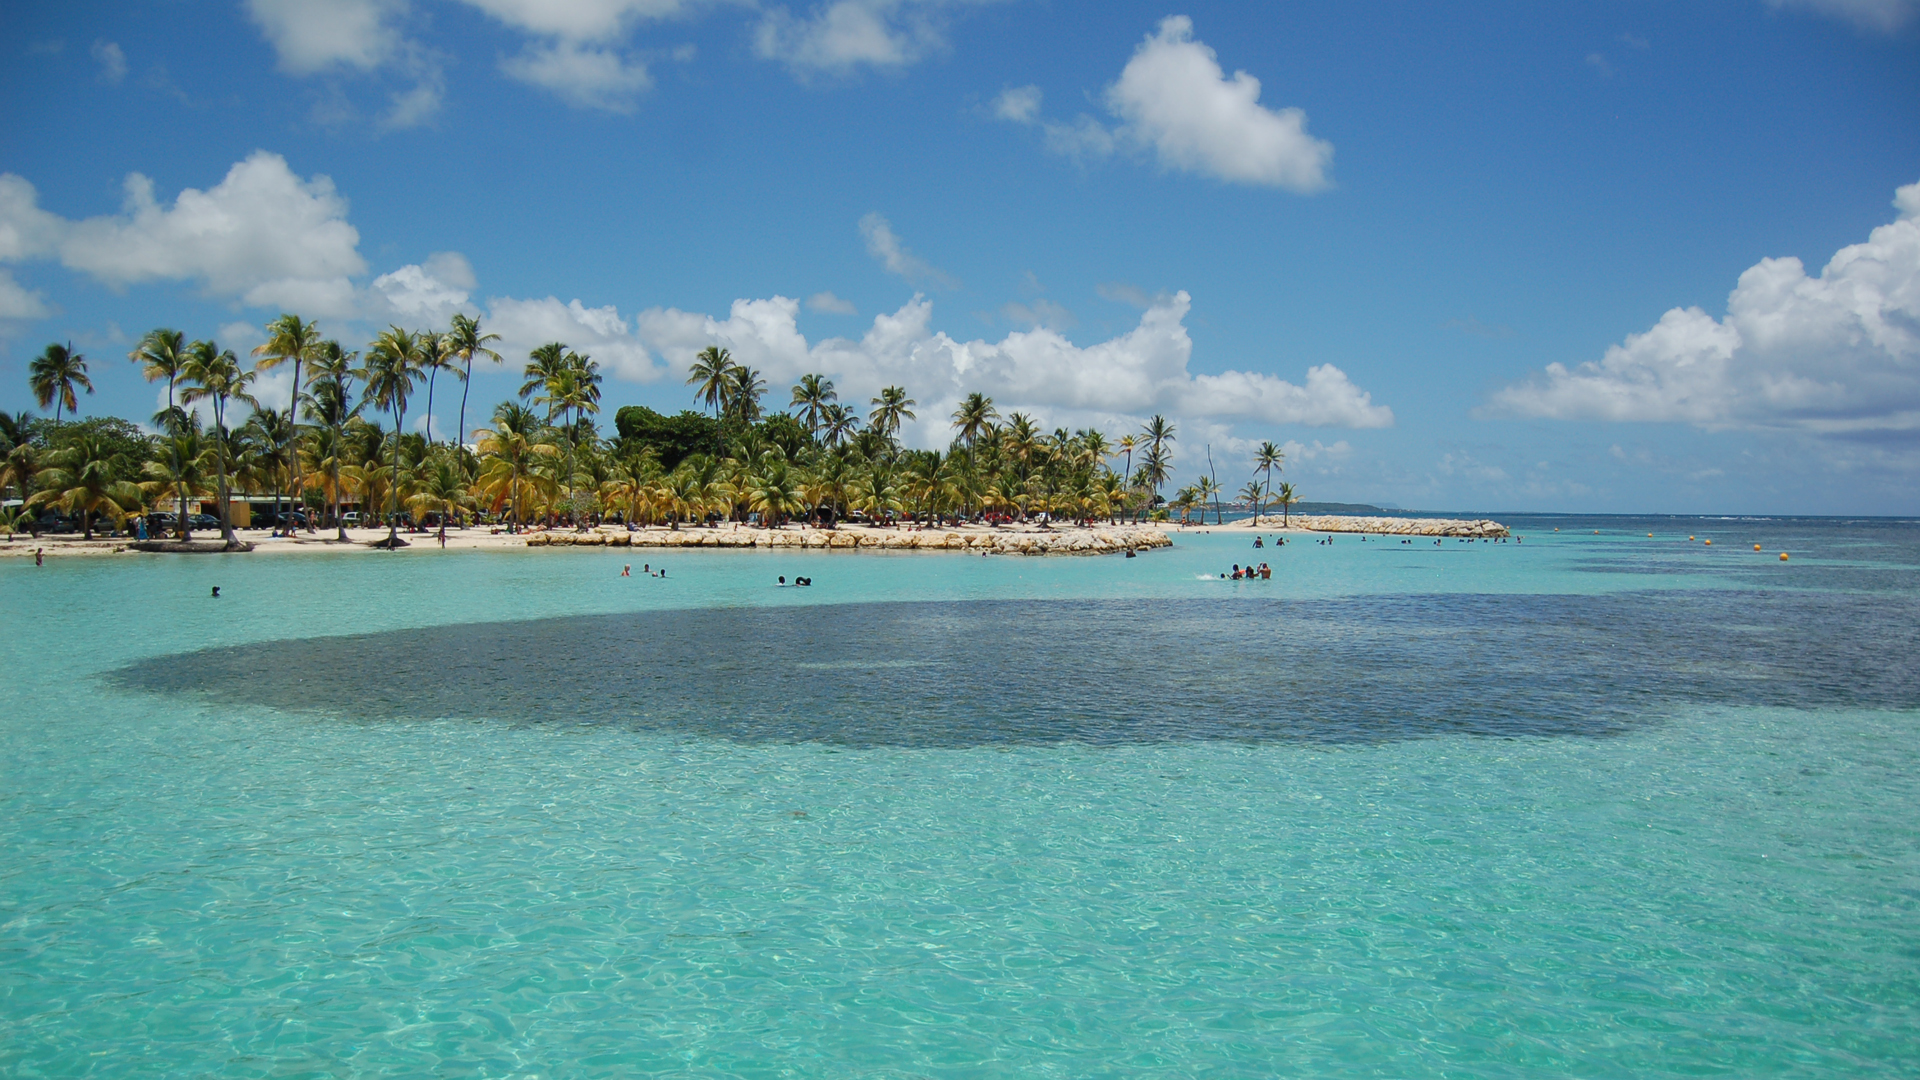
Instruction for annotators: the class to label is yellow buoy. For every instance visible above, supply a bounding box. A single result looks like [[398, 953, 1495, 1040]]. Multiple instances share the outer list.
[[1688, 535, 1695, 541], [1704, 539, 1712, 546], [1780, 552, 1789, 561], [1594, 530, 1600, 534], [1648, 533, 1654, 538], [1754, 544, 1762, 551]]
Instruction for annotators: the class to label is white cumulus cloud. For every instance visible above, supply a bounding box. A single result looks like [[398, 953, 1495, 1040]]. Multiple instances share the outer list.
[[755, 0, 947, 73], [994, 16, 1332, 191], [245, 0, 403, 73], [0, 269, 51, 323], [1487, 179, 1920, 437], [500, 41, 653, 110], [485, 295, 668, 383], [631, 289, 1391, 443], [457, 0, 696, 40], [91, 40, 127, 84], [0, 151, 367, 316]]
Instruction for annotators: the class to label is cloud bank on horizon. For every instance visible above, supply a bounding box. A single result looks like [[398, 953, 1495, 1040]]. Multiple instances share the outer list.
[[0, 150, 1392, 449], [1489, 179, 1920, 440]]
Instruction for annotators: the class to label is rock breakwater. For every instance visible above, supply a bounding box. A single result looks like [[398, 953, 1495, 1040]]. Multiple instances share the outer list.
[[525, 525, 1172, 555], [1257, 515, 1510, 538]]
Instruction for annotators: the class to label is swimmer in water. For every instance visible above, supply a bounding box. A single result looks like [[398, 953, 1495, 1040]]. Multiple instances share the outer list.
[[211, 586, 221, 598], [622, 565, 630, 577]]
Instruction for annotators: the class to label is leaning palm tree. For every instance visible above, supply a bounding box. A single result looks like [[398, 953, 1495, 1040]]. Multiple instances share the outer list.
[[131, 328, 189, 422], [179, 340, 258, 545], [790, 373, 836, 435], [686, 346, 734, 418], [29, 342, 92, 426], [27, 434, 142, 539], [251, 314, 322, 525], [363, 327, 424, 548], [868, 385, 916, 441], [445, 313, 501, 448], [407, 454, 475, 542], [950, 392, 998, 448]]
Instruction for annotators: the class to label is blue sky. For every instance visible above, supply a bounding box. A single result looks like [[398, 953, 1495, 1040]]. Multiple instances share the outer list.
[[2, 0, 1916, 514]]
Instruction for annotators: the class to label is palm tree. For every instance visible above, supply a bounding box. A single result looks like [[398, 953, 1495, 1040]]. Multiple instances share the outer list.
[[252, 314, 322, 524], [868, 386, 916, 441], [29, 342, 92, 426], [686, 345, 734, 418], [851, 460, 902, 524], [1254, 441, 1285, 521], [1274, 481, 1299, 527], [728, 365, 766, 426], [416, 330, 456, 444], [27, 434, 141, 539], [521, 342, 571, 418], [446, 313, 501, 448], [791, 373, 836, 434], [745, 455, 802, 527], [475, 401, 559, 527], [950, 392, 998, 447], [1239, 480, 1266, 520], [407, 453, 475, 542], [301, 342, 361, 540], [140, 420, 217, 541], [535, 362, 602, 526], [130, 329, 189, 423], [178, 340, 258, 545], [363, 327, 424, 547], [1137, 446, 1171, 512], [820, 402, 858, 449]]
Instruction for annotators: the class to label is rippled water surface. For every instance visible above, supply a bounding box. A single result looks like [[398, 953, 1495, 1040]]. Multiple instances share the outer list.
[[5, 515, 1919, 1077]]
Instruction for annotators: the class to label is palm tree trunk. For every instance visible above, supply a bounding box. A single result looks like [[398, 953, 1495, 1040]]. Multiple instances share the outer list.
[[333, 451, 346, 542], [457, 359, 472, 449], [215, 404, 234, 546], [425, 369, 438, 445], [387, 406, 402, 547], [286, 357, 303, 530]]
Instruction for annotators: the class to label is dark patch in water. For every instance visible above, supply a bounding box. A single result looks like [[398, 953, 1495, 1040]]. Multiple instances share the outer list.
[[110, 593, 1920, 747]]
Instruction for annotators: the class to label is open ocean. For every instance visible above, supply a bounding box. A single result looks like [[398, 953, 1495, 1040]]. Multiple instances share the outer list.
[[4, 515, 1917, 1077]]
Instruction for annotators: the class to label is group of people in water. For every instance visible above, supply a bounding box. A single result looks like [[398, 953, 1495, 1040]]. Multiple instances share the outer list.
[[1225, 562, 1272, 580], [620, 563, 667, 578], [777, 576, 813, 587]]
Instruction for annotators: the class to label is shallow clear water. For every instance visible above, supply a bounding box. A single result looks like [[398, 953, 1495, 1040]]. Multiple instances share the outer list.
[[4, 516, 1918, 1077]]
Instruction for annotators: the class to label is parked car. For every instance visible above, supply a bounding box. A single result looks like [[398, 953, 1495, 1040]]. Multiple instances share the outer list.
[[145, 512, 178, 532], [341, 511, 363, 526], [274, 511, 312, 528], [188, 513, 221, 531]]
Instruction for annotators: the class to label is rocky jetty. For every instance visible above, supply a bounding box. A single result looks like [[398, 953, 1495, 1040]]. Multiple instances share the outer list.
[[1257, 514, 1510, 538], [525, 524, 1172, 555]]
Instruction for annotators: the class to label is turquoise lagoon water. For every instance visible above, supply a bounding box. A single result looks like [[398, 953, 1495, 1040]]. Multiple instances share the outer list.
[[3, 518, 1918, 1076]]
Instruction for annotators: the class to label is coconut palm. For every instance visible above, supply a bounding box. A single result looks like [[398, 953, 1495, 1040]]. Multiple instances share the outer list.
[[27, 434, 141, 539], [820, 402, 858, 449], [1254, 441, 1285, 518], [686, 346, 734, 418], [1274, 481, 1299, 527], [302, 342, 361, 539], [851, 460, 902, 524], [728, 365, 766, 426], [407, 454, 474, 541], [868, 386, 916, 441], [1142, 414, 1175, 458], [534, 363, 602, 526], [252, 314, 322, 522], [521, 343, 571, 418], [363, 327, 425, 547], [475, 402, 559, 527], [140, 420, 218, 541], [131, 328, 189, 423], [950, 392, 998, 447], [745, 455, 802, 527], [1137, 445, 1171, 511], [29, 342, 92, 426], [179, 340, 258, 544], [1239, 480, 1266, 520], [446, 313, 501, 448], [791, 373, 836, 434], [416, 330, 457, 444]]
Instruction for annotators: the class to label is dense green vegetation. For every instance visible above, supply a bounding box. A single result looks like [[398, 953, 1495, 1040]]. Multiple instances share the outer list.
[[4, 318, 1297, 540]]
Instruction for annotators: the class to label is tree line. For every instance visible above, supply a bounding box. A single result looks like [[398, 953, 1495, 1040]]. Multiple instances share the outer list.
[[3, 319, 1301, 543]]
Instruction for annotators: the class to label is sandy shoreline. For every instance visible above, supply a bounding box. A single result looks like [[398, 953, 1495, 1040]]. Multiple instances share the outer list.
[[0, 513, 1509, 559]]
